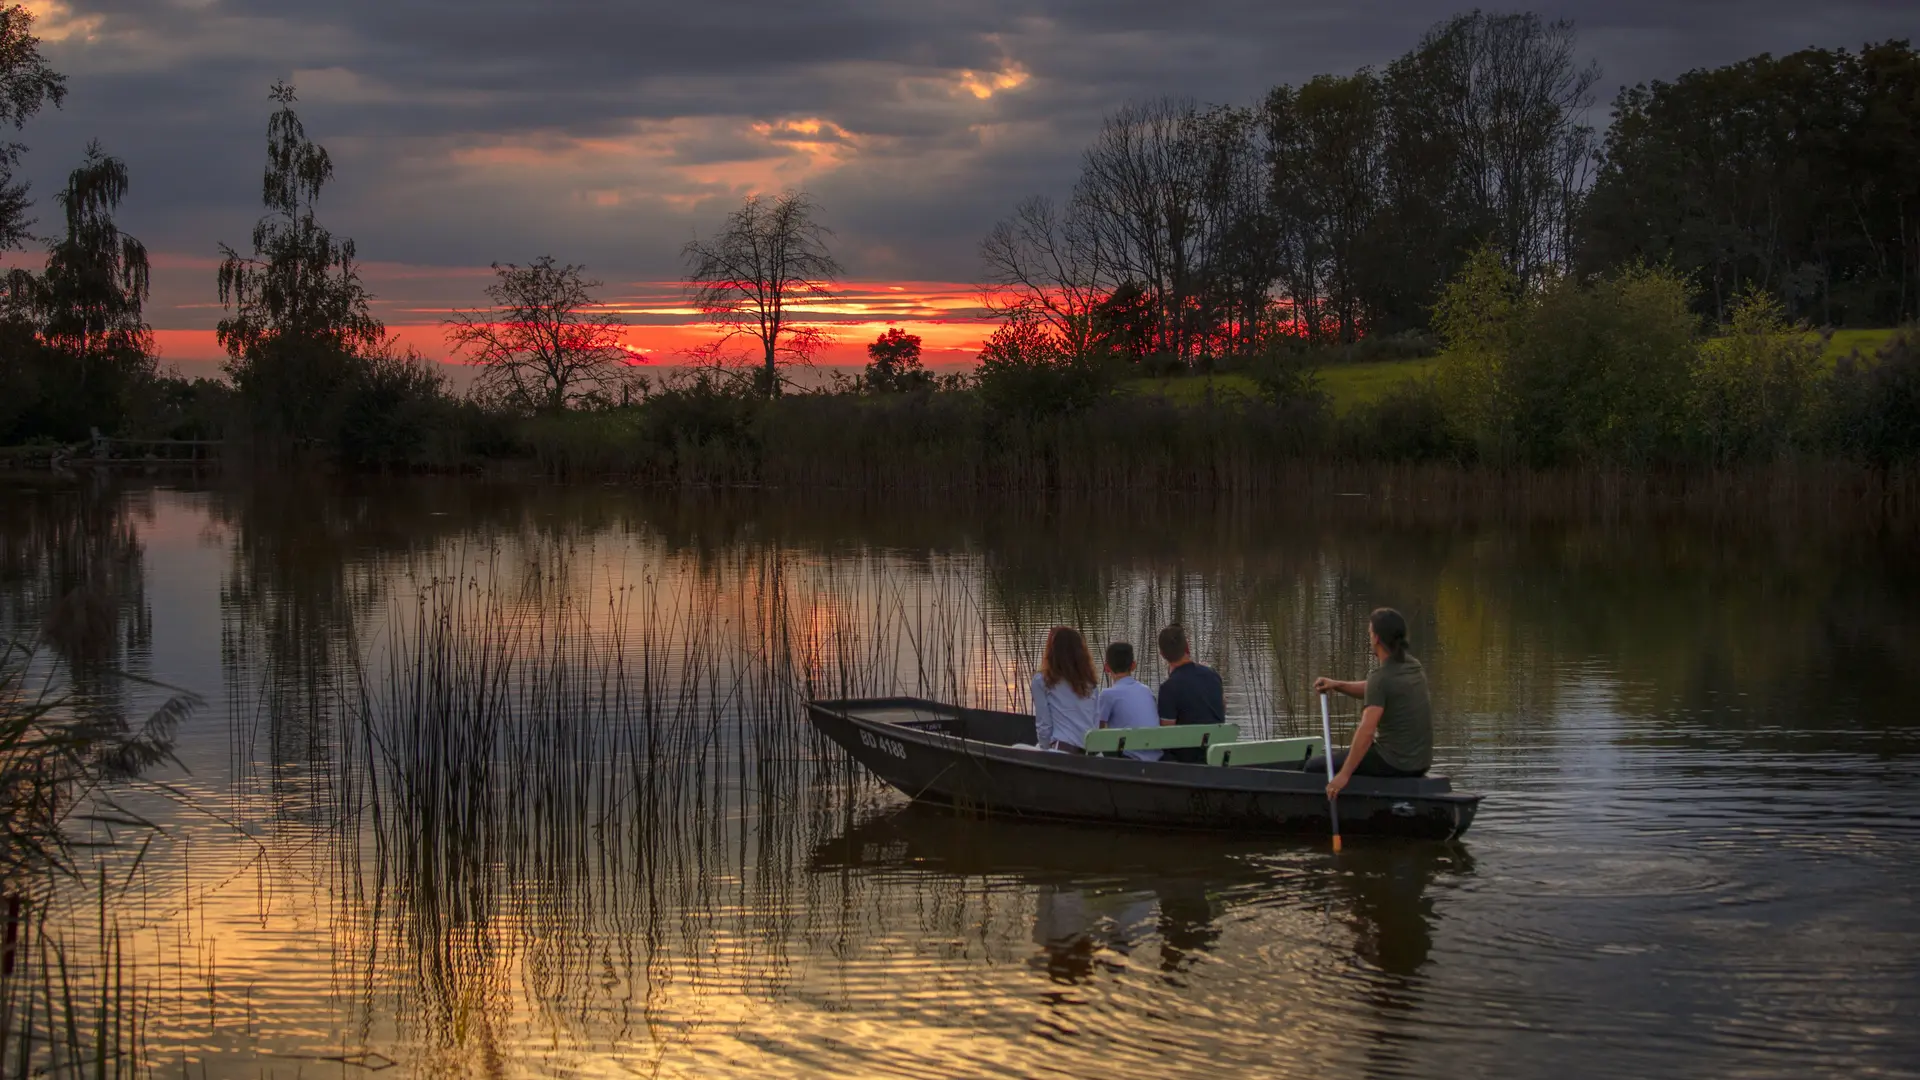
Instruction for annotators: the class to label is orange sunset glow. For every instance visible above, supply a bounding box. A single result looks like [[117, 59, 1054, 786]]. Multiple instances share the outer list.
[[146, 276, 999, 375]]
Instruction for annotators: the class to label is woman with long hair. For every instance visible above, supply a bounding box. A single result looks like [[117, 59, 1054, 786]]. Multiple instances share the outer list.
[[1031, 626, 1100, 752]]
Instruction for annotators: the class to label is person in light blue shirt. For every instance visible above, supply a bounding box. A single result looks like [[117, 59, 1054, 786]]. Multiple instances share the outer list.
[[1096, 641, 1162, 761], [1030, 626, 1100, 751]]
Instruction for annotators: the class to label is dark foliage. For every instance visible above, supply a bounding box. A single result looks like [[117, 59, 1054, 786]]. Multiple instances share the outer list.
[[974, 318, 1112, 419], [0, 5, 64, 253], [1581, 42, 1920, 325], [1340, 379, 1467, 463], [1827, 328, 1920, 466], [864, 327, 933, 393], [217, 83, 382, 378]]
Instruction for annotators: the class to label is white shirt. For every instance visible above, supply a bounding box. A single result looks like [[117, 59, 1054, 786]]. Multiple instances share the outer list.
[[1096, 676, 1163, 761], [1031, 672, 1099, 749]]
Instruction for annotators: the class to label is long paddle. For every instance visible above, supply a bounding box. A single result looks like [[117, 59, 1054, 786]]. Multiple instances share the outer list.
[[1320, 691, 1342, 853]]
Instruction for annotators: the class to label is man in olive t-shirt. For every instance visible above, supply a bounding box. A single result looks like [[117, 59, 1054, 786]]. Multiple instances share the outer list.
[[1310, 607, 1434, 798], [1363, 655, 1432, 774]]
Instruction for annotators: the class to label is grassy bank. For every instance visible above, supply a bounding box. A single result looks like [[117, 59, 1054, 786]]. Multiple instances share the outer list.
[[1127, 329, 1899, 416], [1126, 358, 1445, 414]]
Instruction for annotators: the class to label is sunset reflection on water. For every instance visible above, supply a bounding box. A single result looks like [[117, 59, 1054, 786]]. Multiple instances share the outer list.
[[3, 477, 1917, 1078]]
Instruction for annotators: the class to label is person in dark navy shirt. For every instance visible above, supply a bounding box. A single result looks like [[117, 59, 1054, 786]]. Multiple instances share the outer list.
[[1155, 624, 1224, 764]]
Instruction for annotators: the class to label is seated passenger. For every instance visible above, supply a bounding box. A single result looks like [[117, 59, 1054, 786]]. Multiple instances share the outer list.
[[1031, 626, 1099, 752], [1095, 641, 1162, 761], [1309, 607, 1433, 797], [1155, 624, 1224, 764]]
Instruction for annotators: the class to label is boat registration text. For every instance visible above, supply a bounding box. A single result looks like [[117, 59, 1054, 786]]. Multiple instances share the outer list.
[[860, 729, 909, 759]]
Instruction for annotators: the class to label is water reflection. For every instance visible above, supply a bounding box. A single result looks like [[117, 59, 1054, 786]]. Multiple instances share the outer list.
[[0, 476, 1916, 1077], [810, 806, 1468, 991]]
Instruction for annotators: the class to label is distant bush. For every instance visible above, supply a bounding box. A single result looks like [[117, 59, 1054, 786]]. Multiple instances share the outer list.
[[1432, 249, 1699, 464], [974, 318, 1112, 419], [863, 327, 935, 394], [1506, 263, 1699, 464], [1340, 378, 1467, 463], [1690, 289, 1825, 462], [1246, 339, 1331, 410], [1826, 327, 1920, 466], [0, 317, 158, 444], [334, 348, 449, 467]]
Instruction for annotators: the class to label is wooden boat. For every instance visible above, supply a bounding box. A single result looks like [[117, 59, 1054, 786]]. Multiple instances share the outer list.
[[805, 696, 1482, 840]]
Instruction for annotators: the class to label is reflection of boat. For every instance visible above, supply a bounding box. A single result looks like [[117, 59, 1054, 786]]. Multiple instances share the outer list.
[[811, 806, 1471, 982], [812, 806, 1274, 979], [807, 697, 1481, 839]]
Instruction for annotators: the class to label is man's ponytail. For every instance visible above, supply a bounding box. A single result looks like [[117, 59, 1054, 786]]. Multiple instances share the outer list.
[[1370, 607, 1410, 661]]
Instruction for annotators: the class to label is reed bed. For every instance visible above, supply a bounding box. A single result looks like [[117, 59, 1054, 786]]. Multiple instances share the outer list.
[[3, 509, 1486, 1073], [518, 393, 1920, 533], [1, 639, 200, 1080]]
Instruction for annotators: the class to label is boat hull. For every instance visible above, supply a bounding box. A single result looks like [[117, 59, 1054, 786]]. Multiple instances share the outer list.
[[807, 697, 1480, 840]]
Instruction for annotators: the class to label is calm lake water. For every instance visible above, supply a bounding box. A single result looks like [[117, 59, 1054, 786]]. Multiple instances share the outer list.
[[4, 475, 1918, 1079]]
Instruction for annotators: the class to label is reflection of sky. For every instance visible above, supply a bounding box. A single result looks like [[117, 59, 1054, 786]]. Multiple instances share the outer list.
[[13, 484, 1920, 1078]]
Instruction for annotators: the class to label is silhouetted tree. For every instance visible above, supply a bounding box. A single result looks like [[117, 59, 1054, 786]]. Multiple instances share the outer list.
[[1580, 41, 1920, 325], [1265, 72, 1385, 343], [0, 143, 152, 439], [446, 256, 629, 413], [683, 191, 842, 397], [1074, 98, 1213, 365], [1089, 282, 1155, 364], [1376, 12, 1598, 306], [25, 142, 152, 359], [980, 195, 1108, 359], [0, 5, 64, 252], [864, 327, 930, 392], [216, 82, 384, 440], [217, 82, 381, 358]]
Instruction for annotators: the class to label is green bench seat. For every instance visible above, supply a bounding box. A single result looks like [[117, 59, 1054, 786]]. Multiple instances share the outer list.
[[1082, 723, 1239, 756], [1206, 736, 1323, 768]]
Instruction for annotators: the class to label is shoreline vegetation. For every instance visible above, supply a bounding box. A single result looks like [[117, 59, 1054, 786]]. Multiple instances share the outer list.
[[0, 8, 1916, 491]]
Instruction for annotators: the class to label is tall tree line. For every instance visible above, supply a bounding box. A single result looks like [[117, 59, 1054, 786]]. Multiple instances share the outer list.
[[1580, 41, 1920, 326], [983, 16, 1920, 359], [987, 11, 1600, 363]]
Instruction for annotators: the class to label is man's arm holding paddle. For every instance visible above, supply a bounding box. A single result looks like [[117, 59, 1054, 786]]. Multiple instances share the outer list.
[[1315, 676, 1366, 701], [1312, 675, 1382, 799]]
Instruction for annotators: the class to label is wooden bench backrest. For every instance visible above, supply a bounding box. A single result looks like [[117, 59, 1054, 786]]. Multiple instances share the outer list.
[[1083, 723, 1240, 755], [1206, 736, 1323, 768]]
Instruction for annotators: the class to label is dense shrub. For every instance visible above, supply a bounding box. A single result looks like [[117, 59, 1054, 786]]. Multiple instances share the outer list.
[[333, 349, 449, 466], [226, 338, 458, 466], [1505, 264, 1698, 464], [1246, 339, 1332, 410], [0, 318, 158, 443], [1340, 379, 1467, 463], [973, 318, 1112, 419], [1690, 290, 1825, 462], [1826, 328, 1920, 466], [1433, 249, 1699, 464]]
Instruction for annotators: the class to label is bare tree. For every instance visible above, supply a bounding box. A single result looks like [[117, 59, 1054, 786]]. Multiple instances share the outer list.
[[1074, 98, 1271, 366], [683, 191, 842, 397], [1387, 12, 1598, 286], [445, 256, 628, 413], [979, 195, 1110, 359]]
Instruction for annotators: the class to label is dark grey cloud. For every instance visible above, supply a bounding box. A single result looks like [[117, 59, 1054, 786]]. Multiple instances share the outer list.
[[10, 0, 1915, 338]]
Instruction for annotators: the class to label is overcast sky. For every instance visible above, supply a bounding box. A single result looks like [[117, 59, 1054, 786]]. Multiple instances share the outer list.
[[11, 0, 1915, 369]]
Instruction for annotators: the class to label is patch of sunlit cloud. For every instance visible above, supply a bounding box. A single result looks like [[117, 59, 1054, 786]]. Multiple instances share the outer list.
[[956, 60, 1030, 100], [19, 1, 103, 41], [441, 112, 875, 210]]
